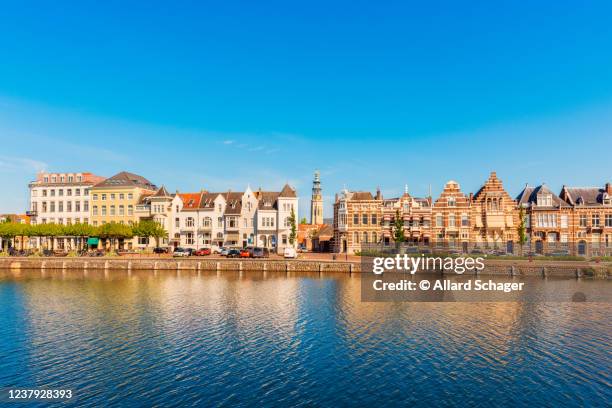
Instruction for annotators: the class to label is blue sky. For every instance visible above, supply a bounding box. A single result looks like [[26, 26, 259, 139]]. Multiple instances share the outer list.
[[1, 1, 612, 218]]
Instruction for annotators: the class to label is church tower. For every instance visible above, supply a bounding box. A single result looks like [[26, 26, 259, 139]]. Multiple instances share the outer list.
[[310, 170, 323, 225]]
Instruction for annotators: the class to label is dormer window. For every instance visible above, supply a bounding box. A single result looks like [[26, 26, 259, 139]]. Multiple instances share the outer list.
[[447, 197, 456, 207], [537, 194, 553, 207], [576, 197, 584, 205], [603, 193, 611, 206]]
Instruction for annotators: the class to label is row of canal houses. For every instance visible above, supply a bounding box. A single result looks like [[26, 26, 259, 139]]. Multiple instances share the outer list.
[[333, 172, 612, 256]]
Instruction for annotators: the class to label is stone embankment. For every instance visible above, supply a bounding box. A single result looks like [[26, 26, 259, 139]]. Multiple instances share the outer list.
[[0, 257, 610, 278]]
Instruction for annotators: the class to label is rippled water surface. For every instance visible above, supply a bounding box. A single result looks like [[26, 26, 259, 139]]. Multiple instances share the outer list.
[[0, 269, 610, 407]]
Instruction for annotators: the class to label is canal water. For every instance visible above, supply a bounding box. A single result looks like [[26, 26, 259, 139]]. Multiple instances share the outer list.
[[0, 270, 610, 407]]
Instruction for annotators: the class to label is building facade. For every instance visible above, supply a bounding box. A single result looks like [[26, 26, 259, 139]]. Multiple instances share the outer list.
[[28, 172, 105, 226], [516, 184, 572, 254], [432, 180, 471, 251], [167, 184, 298, 253], [470, 172, 518, 252], [559, 183, 612, 256]]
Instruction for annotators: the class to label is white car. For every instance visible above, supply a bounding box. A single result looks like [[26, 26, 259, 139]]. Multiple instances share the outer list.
[[283, 247, 297, 259], [172, 247, 190, 257]]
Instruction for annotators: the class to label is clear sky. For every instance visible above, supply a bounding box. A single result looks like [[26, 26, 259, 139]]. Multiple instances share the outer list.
[[1, 1, 612, 218]]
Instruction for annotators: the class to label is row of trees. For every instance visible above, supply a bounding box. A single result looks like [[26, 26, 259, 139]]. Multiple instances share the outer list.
[[0, 220, 167, 251]]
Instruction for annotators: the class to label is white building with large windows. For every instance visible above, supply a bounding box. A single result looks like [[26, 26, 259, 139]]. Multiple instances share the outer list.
[[169, 184, 298, 253], [28, 172, 106, 226]]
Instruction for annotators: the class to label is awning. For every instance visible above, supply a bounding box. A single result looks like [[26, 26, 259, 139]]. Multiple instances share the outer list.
[[87, 237, 100, 246]]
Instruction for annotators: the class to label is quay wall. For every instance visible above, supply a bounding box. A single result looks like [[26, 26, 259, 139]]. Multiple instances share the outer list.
[[0, 257, 610, 278]]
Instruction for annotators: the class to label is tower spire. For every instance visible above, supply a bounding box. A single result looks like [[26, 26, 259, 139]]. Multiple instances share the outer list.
[[310, 170, 323, 225]]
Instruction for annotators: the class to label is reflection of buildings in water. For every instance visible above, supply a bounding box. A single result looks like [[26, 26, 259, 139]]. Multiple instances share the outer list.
[[156, 271, 302, 345]]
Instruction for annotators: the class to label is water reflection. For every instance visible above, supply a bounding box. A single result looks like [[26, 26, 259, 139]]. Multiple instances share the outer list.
[[0, 269, 610, 407]]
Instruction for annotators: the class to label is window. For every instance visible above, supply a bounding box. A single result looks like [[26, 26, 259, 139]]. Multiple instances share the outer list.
[[353, 214, 359, 225], [44, 176, 49, 183], [448, 214, 455, 227], [592, 214, 600, 227], [363, 232, 368, 243], [537, 194, 552, 207], [101, 194, 107, 201], [75, 201, 81, 212], [93, 206, 98, 216], [110, 194, 116, 200], [101, 206, 107, 216], [353, 232, 359, 244], [175, 218, 180, 228], [186, 232, 194, 245], [68, 176, 73, 182], [606, 214, 612, 227], [58, 202, 63, 212], [119, 205, 125, 216], [128, 193, 133, 200], [217, 217, 223, 228], [110, 205, 116, 215], [436, 214, 443, 227], [282, 234, 287, 245], [372, 232, 377, 243], [119, 193, 125, 200], [362, 214, 368, 225], [50, 202, 55, 212], [561, 214, 568, 228], [93, 194, 98, 200], [203, 217, 211, 227], [461, 214, 469, 227], [580, 214, 587, 227], [75, 189, 80, 196], [50, 190, 55, 197], [84, 201, 89, 212], [67, 201, 72, 212], [42, 190, 47, 197], [128, 205, 133, 216], [447, 197, 456, 207], [186, 217, 195, 227], [67, 189, 72, 196], [371, 214, 377, 225], [77, 175, 82, 182], [561, 233, 568, 243]]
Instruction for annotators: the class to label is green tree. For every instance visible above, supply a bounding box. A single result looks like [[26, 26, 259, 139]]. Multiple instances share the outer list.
[[288, 208, 297, 245], [0, 222, 18, 251], [97, 222, 133, 250], [517, 206, 528, 256], [133, 220, 167, 248], [392, 209, 405, 246], [64, 222, 98, 251], [31, 223, 63, 251]]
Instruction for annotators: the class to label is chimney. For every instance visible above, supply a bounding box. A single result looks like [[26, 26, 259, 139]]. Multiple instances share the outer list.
[[606, 182, 612, 195], [469, 192, 474, 202], [375, 186, 382, 200]]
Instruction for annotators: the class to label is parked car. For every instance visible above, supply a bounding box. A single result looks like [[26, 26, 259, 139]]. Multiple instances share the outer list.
[[153, 247, 169, 254], [194, 248, 211, 256], [220, 248, 230, 256], [227, 249, 241, 258], [239, 249, 251, 258], [284, 247, 298, 259], [252, 247, 270, 258], [173, 247, 190, 257]]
